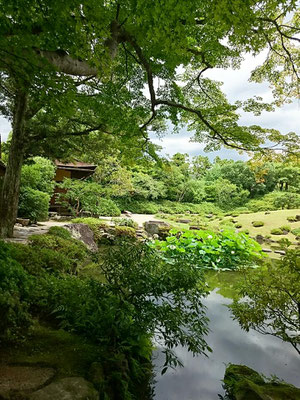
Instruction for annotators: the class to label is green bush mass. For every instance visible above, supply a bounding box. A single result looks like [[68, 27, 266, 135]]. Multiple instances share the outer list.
[[252, 221, 264, 227], [18, 188, 50, 222], [271, 228, 284, 235]]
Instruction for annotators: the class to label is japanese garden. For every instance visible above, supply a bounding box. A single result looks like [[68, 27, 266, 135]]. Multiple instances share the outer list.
[[0, 1, 299, 399]]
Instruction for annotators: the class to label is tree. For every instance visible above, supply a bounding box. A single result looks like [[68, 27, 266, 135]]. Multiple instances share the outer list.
[[230, 249, 300, 355], [0, 0, 299, 236]]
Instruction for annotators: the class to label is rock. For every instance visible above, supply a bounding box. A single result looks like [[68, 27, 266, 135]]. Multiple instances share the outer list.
[[265, 211, 271, 214], [0, 365, 55, 399], [206, 214, 213, 218], [224, 364, 300, 400], [255, 234, 264, 244], [15, 217, 30, 226], [262, 248, 272, 253], [29, 377, 98, 400], [123, 210, 132, 216], [80, 211, 92, 217], [189, 226, 200, 230], [176, 219, 191, 224], [49, 212, 58, 218], [64, 223, 98, 252], [296, 215, 300, 221], [144, 220, 170, 236], [274, 250, 286, 255]]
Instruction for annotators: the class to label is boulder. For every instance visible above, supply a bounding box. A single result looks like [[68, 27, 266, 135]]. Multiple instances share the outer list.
[[123, 210, 132, 216], [64, 223, 98, 252], [262, 248, 272, 253], [176, 219, 191, 224], [224, 364, 300, 400], [144, 220, 170, 236], [274, 250, 286, 255], [29, 377, 98, 400], [255, 234, 264, 244], [296, 215, 300, 221], [189, 225, 201, 230], [15, 217, 30, 226], [0, 365, 55, 399]]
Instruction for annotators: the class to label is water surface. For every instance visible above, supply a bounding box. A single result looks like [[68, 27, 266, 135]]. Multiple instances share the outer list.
[[153, 272, 300, 400]]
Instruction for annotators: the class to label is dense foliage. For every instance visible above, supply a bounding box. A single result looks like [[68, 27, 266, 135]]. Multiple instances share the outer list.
[[151, 229, 264, 271], [230, 249, 300, 355], [18, 157, 56, 221]]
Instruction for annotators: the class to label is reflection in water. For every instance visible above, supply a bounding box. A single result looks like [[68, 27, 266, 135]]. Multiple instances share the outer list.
[[153, 289, 300, 400]]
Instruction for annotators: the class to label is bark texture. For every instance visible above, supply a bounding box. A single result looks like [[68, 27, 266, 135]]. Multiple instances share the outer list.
[[0, 88, 28, 237]]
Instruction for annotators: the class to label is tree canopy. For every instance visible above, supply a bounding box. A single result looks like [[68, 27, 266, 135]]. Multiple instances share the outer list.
[[0, 0, 299, 236]]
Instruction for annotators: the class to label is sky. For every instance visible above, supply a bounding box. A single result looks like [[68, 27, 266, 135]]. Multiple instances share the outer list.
[[0, 52, 299, 161]]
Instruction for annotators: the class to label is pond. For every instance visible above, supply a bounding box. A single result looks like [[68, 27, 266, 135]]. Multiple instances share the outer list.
[[152, 271, 300, 400]]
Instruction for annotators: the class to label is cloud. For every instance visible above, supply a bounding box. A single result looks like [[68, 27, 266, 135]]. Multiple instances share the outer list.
[[0, 117, 11, 141]]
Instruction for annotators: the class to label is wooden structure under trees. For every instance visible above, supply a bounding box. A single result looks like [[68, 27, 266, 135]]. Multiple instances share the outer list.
[[50, 160, 97, 213]]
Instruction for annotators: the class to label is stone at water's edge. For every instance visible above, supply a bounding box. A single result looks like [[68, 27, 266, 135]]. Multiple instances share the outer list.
[[0, 365, 56, 398], [224, 364, 300, 400], [144, 220, 170, 236], [64, 223, 98, 252], [29, 377, 98, 400]]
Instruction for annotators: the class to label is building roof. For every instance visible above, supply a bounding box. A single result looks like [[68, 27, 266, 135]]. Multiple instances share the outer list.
[[55, 160, 97, 170]]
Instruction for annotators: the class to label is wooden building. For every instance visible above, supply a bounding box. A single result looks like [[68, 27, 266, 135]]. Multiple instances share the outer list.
[[50, 160, 97, 213]]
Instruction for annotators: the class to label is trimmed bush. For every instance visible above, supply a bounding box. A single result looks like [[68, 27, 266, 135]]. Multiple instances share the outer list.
[[113, 218, 138, 229], [18, 187, 50, 222], [114, 226, 136, 238], [271, 228, 284, 235], [287, 216, 297, 222], [291, 228, 300, 236], [279, 225, 291, 232], [252, 221, 264, 227]]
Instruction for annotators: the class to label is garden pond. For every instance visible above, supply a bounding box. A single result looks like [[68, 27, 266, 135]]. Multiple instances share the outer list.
[[152, 271, 300, 399]]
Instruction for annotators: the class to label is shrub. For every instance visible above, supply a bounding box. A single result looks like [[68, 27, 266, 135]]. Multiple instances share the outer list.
[[21, 157, 56, 195], [57, 179, 121, 217], [29, 232, 89, 272], [114, 226, 136, 238], [7, 242, 70, 275], [271, 228, 284, 235], [113, 218, 138, 229], [0, 242, 33, 342], [48, 226, 73, 240], [279, 225, 291, 232], [291, 228, 300, 236], [18, 187, 50, 222], [252, 221, 264, 227], [287, 216, 297, 222]]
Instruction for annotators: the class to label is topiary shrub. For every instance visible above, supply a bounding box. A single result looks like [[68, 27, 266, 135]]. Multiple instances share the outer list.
[[291, 228, 300, 236], [113, 217, 138, 229], [252, 221, 264, 227], [95, 198, 121, 217], [18, 187, 50, 222], [279, 225, 291, 232], [114, 226, 136, 238], [287, 216, 297, 222], [29, 232, 89, 272], [271, 228, 284, 235]]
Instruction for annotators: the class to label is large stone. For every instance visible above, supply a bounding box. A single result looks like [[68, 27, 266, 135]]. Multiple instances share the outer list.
[[29, 377, 98, 400], [144, 220, 170, 236], [176, 219, 191, 224], [0, 365, 55, 399], [15, 217, 30, 226], [224, 364, 300, 400], [64, 223, 98, 252]]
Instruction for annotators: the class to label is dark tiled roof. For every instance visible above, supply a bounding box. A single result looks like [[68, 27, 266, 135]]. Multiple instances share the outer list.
[[55, 160, 97, 169]]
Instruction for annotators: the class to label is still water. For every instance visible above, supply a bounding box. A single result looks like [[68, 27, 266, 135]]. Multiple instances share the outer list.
[[153, 272, 300, 400]]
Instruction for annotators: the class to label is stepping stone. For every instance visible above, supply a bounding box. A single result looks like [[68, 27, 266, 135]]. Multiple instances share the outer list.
[[0, 365, 55, 398]]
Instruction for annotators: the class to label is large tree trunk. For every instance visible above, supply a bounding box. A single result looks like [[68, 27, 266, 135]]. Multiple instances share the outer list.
[[0, 88, 28, 237]]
